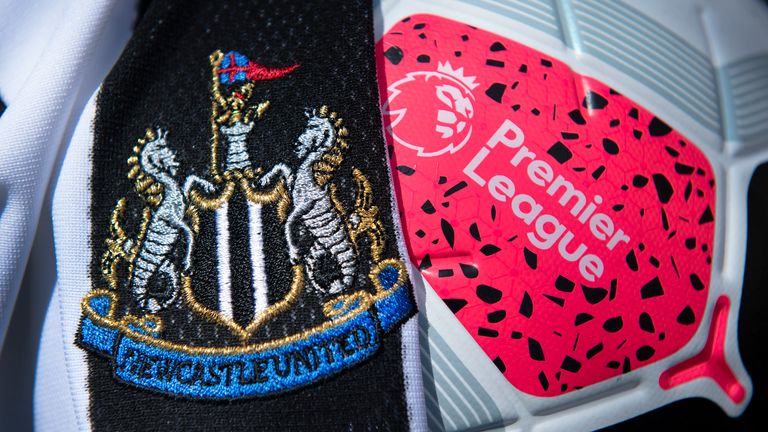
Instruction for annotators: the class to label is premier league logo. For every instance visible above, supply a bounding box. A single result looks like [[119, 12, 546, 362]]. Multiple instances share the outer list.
[[382, 61, 478, 157], [77, 50, 414, 399]]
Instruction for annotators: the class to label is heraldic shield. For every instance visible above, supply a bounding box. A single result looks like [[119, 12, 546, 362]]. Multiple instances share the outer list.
[[76, 50, 415, 399]]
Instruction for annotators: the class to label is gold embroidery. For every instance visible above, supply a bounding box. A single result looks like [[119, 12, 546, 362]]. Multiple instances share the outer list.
[[187, 170, 288, 213], [369, 259, 407, 294], [82, 289, 163, 336], [329, 183, 347, 219], [185, 205, 201, 234], [127, 129, 164, 207], [312, 106, 349, 187], [349, 168, 386, 263], [276, 183, 290, 222], [189, 180, 236, 210], [322, 291, 373, 320], [238, 176, 290, 221], [209, 50, 225, 181], [122, 313, 164, 336], [101, 198, 131, 290], [101, 199, 153, 290]]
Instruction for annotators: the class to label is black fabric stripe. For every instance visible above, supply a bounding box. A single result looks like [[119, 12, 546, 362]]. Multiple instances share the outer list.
[[228, 191, 255, 328], [86, 0, 412, 429]]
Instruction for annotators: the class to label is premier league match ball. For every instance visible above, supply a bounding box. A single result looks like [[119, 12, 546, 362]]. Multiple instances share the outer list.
[[374, 0, 768, 430]]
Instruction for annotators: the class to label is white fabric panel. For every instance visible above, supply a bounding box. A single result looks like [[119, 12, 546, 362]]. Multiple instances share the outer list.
[[24, 2, 135, 431], [0, 0, 122, 350]]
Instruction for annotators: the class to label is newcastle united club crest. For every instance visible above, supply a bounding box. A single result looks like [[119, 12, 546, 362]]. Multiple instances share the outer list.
[[77, 50, 415, 399]]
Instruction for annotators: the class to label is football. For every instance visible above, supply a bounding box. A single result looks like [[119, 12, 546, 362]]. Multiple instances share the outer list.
[[375, 0, 768, 430]]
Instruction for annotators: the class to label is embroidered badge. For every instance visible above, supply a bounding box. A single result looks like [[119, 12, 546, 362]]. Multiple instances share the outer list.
[[77, 50, 414, 399]]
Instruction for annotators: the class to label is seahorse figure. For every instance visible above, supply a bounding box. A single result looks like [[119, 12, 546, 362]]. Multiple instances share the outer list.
[[125, 128, 209, 313], [261, 107, 357, 294]]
